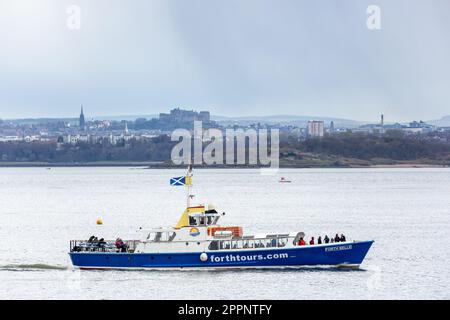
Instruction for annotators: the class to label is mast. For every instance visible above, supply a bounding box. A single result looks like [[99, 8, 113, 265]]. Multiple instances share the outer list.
[[186, 164, 193, 207]]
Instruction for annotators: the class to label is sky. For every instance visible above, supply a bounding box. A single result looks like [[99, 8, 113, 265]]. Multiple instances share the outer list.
[[0, 0, 449, 122]]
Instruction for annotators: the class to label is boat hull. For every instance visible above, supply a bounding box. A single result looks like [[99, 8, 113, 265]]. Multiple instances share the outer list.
[[69, 241, 373, 270]]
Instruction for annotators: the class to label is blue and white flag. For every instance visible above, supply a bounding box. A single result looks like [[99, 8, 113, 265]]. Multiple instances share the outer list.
[[170, 176, 192, 186]]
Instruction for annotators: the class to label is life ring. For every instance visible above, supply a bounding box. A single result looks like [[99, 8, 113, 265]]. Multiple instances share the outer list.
[[200, 252, 208, 262]]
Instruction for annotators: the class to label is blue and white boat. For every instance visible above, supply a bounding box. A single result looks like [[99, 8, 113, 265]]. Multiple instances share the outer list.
[[69, 167, 374, 270]]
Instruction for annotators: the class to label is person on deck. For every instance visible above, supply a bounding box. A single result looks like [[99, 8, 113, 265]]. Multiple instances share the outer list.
[[298, 237, 306, 246], [309, 237, 315, 245], [324, 235, 330, 244], [340, 234, 346, 242], [334, 234, 340, 243], [318, 236, 322, 245], [115, 238, 127, 252]]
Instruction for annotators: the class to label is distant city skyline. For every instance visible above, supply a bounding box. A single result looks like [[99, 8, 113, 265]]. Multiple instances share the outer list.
[[1, 1, 450, 122], [2, 106, 449, 125]]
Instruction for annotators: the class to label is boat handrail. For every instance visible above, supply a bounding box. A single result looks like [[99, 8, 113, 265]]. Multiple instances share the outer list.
[[70, 239, 140, 253]]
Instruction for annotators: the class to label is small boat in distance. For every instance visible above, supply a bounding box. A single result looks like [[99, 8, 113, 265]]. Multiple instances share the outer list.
[[279, 177, 292, 183], [69, 166, 374, 270]]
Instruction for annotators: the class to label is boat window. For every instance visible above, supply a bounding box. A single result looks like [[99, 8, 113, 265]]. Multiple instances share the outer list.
[[243, 240, 255, 249], [218, 240, 231, 250], [160, 232, 168, 242], [208, 241, 219, 250], [206, 216, 213, 225], [189, 216, 196, 226], [168, 232, 176, 241], [266, 238, 277, 248], [278, 237, 287, 247], [212, 216, 220, 225], [154, 232, 162, 242], [199, 216, 205, 226]]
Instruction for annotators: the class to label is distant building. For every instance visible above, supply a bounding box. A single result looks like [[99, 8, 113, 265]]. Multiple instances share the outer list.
[[198, 111, 211, 122], [402, 120, 435, 134], [307, 120, 324, 137], [159, 108, 211, 124], [79, 106, 85, 131], [329, 121, 335, 134]]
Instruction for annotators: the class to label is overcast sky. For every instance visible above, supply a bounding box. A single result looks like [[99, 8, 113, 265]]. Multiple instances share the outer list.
[[0, 0, 449, 121]]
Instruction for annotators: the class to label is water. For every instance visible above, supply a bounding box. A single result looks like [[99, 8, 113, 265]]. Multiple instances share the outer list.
[[0, 167, 449, 299]]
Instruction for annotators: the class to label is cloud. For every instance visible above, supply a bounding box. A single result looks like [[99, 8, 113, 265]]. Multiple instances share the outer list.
[[0, 0, 449, 121]]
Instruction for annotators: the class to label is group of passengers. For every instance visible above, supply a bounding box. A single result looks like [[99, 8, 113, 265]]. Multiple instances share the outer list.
[[87, 235, 106, 247], [82, 236, 128, 252], [297, 234, 346, 246]]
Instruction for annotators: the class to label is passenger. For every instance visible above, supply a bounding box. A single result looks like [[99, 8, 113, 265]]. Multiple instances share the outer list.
[[318, 236, 322, 245], [97, 238, 106, 251], [115, 238, 127, 252], [334, 234, 340, 243], [298, 237, 306, 246], [324, 235, 330, 244], [309, 237, 315, 245], [340, 234, 346, 242], [88, 235, 96, 243], [330, 238, 334, 243]]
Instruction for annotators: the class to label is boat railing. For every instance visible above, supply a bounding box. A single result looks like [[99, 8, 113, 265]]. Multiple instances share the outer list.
[[208, 235, 298, 251], [70, 240, 140, 253], [208, 235, 352, 251]]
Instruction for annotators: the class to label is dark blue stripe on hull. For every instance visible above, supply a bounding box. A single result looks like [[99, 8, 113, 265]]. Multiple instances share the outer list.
[[69, 241, 373, 269]]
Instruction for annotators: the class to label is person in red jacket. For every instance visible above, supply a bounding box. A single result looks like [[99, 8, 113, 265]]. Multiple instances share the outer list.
[[309, 237, 315, 245], [298, 237, 306, 246]]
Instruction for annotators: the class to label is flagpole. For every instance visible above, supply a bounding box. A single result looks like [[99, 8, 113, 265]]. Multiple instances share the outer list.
[[186, 164, 193, 208]]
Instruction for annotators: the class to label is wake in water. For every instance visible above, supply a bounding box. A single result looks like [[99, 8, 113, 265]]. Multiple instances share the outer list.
[[0, 263, 68, 271]]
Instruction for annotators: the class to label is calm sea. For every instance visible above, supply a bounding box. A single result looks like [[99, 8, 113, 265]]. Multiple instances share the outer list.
[[0, 167, 449, 299]]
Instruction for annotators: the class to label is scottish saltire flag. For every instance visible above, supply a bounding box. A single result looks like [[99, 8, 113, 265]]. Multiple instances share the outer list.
[[170, 176, 192, 186]]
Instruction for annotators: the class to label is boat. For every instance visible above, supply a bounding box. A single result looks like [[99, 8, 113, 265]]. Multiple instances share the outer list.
[[279, 177, 291, 183], [69, 166, 374, 270]]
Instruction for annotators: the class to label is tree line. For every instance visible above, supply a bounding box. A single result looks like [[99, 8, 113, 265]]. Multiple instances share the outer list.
[[0, 131, 449, 163]]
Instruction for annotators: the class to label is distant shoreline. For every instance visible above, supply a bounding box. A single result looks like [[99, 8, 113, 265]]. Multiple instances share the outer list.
[[0, 161, 448, 169]]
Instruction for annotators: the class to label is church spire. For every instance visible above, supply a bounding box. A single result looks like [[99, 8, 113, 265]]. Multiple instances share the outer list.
[[79, 105, 85, 130]]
